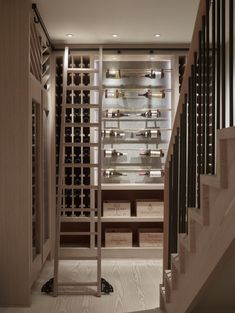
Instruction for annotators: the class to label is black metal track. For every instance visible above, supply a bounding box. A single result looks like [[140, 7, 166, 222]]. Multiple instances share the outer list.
[[212, 0, 216, 174], [32, 3, 54, 50], [217, 0, 221, 129], [221, 0, 226, 128], [229, 0, 234, 126]]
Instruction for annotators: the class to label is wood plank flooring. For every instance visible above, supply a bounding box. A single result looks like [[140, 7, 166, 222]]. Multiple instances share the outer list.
[[0, 259, 163, 313]]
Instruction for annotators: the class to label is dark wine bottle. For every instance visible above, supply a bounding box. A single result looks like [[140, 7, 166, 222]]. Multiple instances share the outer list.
[[139, 169, 164, 177], [103, 149, 126, 157], [136, 129, 161, 138], [139, 149, 164, 157], [138, 89, 165, 99], [137, 109, 161, 118], [105, 109, 129, 118], [103, 170, 127, 177], [102, 129, 125, 138]]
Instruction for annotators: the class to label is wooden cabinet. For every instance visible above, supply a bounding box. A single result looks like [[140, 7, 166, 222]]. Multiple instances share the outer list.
[[0, 1, 53, 305]]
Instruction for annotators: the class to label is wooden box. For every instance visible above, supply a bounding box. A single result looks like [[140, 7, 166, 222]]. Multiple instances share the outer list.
[[105, 228, 133, 247], [138, 228, 163, 247], [136, 200, 163, 217], [103, 201, 131, 217]]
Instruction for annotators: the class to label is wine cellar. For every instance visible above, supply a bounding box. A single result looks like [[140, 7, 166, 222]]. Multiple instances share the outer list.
[[0, 0, 193, 307], [3, 0, 235, 311]]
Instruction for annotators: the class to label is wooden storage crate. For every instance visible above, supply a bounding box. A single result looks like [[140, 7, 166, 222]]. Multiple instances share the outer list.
[[136, 199, 163, 217], [138, 228, 163, 247], [105, 228, 133, 247], [103, 201, 131, 217]]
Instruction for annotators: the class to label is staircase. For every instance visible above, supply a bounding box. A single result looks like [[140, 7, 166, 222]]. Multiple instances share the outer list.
[[160, 127, 235, 313]]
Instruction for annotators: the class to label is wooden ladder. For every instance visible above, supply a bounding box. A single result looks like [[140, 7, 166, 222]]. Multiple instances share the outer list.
[[53, 46, 103, 296]]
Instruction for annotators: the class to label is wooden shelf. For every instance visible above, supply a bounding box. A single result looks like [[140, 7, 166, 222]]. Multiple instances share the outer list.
[[101, 216, 163, 222], [101, 183, 164, 190], [60, 216, 164, 223], [60, 246, 163, 259]]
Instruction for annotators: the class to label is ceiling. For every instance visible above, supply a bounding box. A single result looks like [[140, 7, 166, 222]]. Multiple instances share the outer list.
[[34, 0, 200, 45]]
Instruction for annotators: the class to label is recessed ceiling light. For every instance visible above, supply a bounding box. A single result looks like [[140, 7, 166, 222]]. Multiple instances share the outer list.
[[112, 34, 118, 38], [66, 33, 74, 38], [154, 34, 161, 38]]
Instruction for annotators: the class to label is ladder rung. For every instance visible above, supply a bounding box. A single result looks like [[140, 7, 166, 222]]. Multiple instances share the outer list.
[[65, 104, 100, 109], [62, 185, 99, 189], [67, 68, 99, 74], [67, 85, 99, 91], [59, 256, 98, 261], [62, 163, 99, 168], [63, 143, 99, 147], [61, 217, 97, 222], [57, 289, 98, 296], [60, 208, 98, 212], [58, 282, 98, 287], [60, 232, 98, 236], [64, 123, 99, 127]]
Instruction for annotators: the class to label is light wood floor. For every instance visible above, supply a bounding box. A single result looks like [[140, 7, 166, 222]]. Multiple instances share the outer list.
[[0, 259, 163, 313]]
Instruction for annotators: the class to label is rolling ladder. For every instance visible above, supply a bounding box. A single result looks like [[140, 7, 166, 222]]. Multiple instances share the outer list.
[[52, 46, 104, 296]]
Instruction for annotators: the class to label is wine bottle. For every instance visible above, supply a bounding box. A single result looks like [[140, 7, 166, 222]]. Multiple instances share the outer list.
[[139, 169, 164, 177], [103, 170, 127, 177], [137, 109, 161, 118], [102, 129, 125, 138], [104, 109, 129, 118], [103, 149, 126, 157], [139, 149, 164, 157], [65, 114, 72, 123], [136, 129, 161, 138], [105, 89, 125, 98], [74, 111, 81, 123], [144, 70, 156, 79], [138, 89, 165, 99], [106, 69, 121, 79]]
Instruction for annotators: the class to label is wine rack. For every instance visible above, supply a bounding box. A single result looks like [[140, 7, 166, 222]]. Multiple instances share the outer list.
[[54, 51, 179, 259], [102, 56, 173, 188], [99, 54, 176, 258]]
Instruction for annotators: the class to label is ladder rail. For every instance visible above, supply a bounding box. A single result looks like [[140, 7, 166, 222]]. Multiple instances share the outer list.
[[97, 46, 103, 296], [53, 47, 69, 296]]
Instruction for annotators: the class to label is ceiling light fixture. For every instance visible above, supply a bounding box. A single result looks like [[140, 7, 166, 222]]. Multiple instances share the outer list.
[[66, 33, 74, 38], [112, 34, 118, 38], [154, 34, 161, 38]]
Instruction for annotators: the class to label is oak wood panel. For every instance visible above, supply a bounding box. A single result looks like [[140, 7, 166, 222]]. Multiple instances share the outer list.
[[0, 0, 31, 306]]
